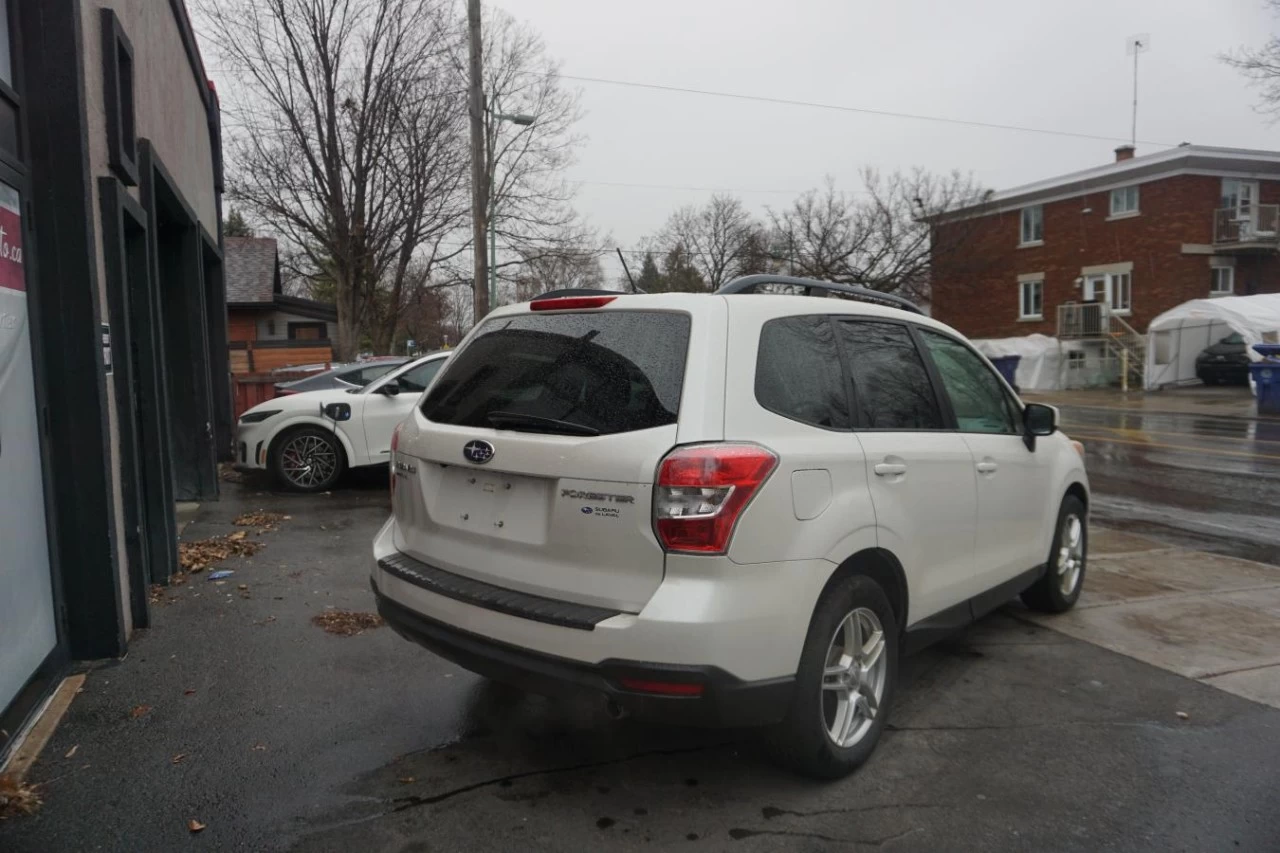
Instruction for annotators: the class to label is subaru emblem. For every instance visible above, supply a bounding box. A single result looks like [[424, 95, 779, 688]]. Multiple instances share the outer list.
[[463, 439, 496, 465]]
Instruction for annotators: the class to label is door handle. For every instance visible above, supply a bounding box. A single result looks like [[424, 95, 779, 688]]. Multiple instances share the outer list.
[[976, 461, 999, 474], [874, 462, 907, 477]]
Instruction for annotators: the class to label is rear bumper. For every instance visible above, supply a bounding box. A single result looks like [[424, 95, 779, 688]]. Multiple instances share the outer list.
[[374, 589, 794, 727]]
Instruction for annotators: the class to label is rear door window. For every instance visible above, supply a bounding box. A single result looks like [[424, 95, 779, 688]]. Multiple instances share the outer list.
[[755, 315, 851, 429], [835, 320, 944, 430], [421, 311, 690, 435]]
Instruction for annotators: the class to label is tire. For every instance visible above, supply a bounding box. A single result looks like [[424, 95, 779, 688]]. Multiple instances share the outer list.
[[1020, 494, 1087, 613], [1202, 374, 1219, 386], [269, 426, 346, 493], [767, 575, 899, 779]]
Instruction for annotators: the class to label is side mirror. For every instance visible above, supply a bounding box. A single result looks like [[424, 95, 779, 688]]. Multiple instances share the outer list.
[[1022, 403, 1057, 450], [378, 382, 401, 397], [321, 402, 352, 421]]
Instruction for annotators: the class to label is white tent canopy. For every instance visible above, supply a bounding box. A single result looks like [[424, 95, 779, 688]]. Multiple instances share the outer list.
[[1145, 294, 1280, 391], [972, 333, 1079, 392]]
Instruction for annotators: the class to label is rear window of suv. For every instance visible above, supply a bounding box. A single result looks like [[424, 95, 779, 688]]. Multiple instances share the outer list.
[[420, 311, 691, 436]]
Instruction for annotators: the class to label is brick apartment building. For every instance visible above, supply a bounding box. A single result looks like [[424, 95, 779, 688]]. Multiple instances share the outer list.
[[930, 145, 1280, 342]]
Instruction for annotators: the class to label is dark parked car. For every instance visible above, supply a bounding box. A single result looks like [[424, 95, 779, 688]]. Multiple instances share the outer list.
[[274, 358, 408, 395], [1196, 332, 1251, 386]]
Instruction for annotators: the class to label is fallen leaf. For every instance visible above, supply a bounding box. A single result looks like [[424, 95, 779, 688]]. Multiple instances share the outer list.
[[1175, 710, 1190, 720], [312, 610, 384, 637], [171, 753, 187, 765], [178, 534, 262, 573], [188, 819, 206, 833], [233, 510, 286, 530], [0, 773, 42, 819], [252, 743, 267, 751], [183, 689, 196, 696], [64, 745, 78, 759], [398, 777, 416, 784], [129, 704, 152, 720]]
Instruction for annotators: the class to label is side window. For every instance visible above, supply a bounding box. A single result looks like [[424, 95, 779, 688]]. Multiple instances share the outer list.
[[396, 359, 445, 393], [919, 331, 1019, 434], [754, 316, 851, 429], [836, 321, 943, 430]]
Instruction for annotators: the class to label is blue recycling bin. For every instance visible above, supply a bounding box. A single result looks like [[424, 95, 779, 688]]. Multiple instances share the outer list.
[[1251, 361, 1280, 415], [990, 355, 1021, 388]]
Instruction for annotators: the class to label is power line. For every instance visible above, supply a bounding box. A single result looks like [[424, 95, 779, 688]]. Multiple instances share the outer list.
[[557, 73, 1179, 148]]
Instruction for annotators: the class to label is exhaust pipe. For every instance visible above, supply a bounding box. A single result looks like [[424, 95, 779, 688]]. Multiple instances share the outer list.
[[605, 699, 628, 720]]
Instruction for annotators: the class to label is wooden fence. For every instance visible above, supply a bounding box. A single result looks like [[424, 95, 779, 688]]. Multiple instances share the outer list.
[[231, 371, 314, 421]]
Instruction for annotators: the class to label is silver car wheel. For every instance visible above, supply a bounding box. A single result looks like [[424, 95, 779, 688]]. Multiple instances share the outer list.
[[280, 434, 338, 489], [821, 607, 888, 748], [1057, 513, 1084, 596]]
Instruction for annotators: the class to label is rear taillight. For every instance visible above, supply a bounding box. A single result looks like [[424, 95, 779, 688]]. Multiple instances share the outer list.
[[390, 422, 404, 497], [653, 443, 778, 554]]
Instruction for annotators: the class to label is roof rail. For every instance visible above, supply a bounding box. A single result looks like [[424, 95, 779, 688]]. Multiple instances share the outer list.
[[717, 275, 924, 316]]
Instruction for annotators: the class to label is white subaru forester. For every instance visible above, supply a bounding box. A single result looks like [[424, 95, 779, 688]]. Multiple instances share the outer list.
[[372, 277, 1088, 778]]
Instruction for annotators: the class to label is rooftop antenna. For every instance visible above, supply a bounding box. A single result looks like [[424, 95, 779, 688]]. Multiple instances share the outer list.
[[1126, 34, 1150, 148]]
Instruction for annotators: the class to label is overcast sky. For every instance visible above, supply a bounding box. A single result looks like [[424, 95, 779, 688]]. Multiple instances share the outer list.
[[491, 0, 1278, 278]]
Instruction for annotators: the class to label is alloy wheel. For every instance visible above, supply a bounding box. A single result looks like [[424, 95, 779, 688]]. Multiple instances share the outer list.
[[821, 607, 888, 748], [1057, 513, 1084, 596], [280, 434, 338, 489]]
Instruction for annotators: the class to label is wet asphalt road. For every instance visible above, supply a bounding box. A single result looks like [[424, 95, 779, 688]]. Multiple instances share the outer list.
[[1056, 404, 1280, 565], [4, 413, 1280, 852]]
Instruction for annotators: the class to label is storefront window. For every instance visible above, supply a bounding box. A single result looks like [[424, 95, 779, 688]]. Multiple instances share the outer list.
[[0, 0, 12, 87]]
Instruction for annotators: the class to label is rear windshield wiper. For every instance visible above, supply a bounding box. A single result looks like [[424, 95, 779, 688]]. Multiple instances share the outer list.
[[486, 411, 600, 436]]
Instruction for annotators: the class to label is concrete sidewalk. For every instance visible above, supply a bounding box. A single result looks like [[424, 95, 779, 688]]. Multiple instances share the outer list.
[[1024, 386, 1274, 420], [1024, 528, 1280, 709]]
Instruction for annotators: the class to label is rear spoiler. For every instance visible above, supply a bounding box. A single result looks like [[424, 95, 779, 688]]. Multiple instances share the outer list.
[[717, 275, 924, 316]]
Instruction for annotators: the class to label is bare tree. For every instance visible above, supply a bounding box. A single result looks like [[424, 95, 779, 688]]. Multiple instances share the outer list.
[[1223, 1, 1280, 117], [199, 0, 465, 359], [510, 228, 608, 302], [768, 169, 986, 301], [647, 194, 764, 291]]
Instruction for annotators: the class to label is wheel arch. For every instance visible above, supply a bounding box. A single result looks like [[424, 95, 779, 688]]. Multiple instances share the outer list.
[[1064, 480, 1089, 514], [822, 548, 910, 634]]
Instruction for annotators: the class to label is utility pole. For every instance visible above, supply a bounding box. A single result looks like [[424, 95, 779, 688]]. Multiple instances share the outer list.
[[467, 0, 489, 322]]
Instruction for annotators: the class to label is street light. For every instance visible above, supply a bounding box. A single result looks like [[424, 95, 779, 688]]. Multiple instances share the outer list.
[[488, 111, 536, 310]]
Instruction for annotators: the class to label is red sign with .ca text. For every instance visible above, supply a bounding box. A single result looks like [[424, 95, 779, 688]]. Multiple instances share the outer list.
[[0, 182, 23, 292]]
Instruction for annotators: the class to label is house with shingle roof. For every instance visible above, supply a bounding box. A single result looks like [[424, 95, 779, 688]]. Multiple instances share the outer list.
[[225, 236, 337, 373]]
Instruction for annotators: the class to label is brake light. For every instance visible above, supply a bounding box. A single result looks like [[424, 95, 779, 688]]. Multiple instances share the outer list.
[[529, 296, 617, 312], [390, 422, 404, 497], [653, 443, 778, 554]]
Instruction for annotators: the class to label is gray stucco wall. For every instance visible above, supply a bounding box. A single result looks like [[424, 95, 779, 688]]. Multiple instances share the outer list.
[[80, 0, 220, 636]]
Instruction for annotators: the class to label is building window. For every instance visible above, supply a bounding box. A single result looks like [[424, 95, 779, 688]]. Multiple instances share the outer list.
[[1019, 279, 1043, 319], [1109, 185, 1139, 217], [1020, 205, 1043, 245], [102, 10, 138, 186], [287, 321, 327, 340], [1211, 266, 1234, 296], [1112, 272, 1132, 314]]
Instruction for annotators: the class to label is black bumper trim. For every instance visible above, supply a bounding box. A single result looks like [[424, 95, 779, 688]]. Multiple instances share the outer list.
[[374, 590, 794, 728], [377, 551, 623, 631]]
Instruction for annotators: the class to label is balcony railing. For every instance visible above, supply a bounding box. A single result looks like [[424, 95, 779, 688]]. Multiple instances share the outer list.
[[1214, 205, 1280, 246]]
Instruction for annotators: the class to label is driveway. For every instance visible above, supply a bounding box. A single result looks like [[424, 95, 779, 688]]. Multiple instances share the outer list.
[[2, 475, 1278, 851]]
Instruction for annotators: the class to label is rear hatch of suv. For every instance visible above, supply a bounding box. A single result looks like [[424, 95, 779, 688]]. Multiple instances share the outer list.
[[392, 299, 714, 613]]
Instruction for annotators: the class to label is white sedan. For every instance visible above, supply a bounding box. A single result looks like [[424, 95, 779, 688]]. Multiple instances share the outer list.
[[235, 351, 450, 492]]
